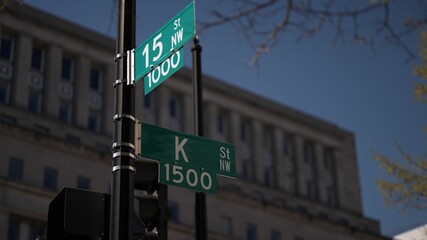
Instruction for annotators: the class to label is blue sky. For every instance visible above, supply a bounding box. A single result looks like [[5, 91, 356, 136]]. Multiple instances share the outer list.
[[24, 0, 427, 236]]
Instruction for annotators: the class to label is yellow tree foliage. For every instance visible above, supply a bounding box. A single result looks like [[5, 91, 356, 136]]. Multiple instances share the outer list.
[[374, 146, 427, 210], [374, 32, 427, 210], [413, 32, 427, 103]]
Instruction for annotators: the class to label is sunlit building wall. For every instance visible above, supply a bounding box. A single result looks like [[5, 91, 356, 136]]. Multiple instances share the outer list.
[[394, 224, 427, 240]]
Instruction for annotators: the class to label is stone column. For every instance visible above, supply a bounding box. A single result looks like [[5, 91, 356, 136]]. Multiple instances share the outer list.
[[274, 127, 285, 190], [230, 112, 240, 176], [314, 141, 324, 203], [294, 135, 305, 197], [74, 55, 90, 127], [252, 119, 263, 183], [44, 44, 61, 118], [332, 150, 340, 207], [12, 33, 32, 108]]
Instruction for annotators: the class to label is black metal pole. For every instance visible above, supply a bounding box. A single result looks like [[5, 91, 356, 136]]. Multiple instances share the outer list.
[[110, 0, 135, 240], [192, 36, 207, 240]]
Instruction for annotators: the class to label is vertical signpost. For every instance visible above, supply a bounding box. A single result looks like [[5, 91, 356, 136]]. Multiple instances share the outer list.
[[192, 36, 206, 240], [110, 0, 135, 240]]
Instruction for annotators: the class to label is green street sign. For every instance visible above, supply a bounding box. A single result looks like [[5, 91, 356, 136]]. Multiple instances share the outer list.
[[134, 2, 195, 82], [144, 48, 184, 95], [140, 123, 236, 193], [141, 123, 236, 178]]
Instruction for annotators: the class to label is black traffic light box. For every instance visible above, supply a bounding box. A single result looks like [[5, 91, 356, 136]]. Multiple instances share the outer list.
[[46, 187, 151, 240], [135, 158, 169, 240], [47, 158, 168, 240], [46, 187, 110, 240]]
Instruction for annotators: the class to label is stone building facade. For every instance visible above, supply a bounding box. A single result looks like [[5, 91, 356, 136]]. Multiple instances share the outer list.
[[0, 3, 389, 240]]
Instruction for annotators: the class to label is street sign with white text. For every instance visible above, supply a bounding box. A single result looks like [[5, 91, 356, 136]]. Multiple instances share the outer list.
[[143, 48, 184, 95], [134, 2, 195, 82], [160, 160, 217, 194], [140, 123, 236, 193], [141, 122, 236, 177]]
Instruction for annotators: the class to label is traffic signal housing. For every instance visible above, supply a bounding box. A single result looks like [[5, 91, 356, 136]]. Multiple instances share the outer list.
[[46, 187, 110, 240], [134, 158, 169, 240], [46, 188, 149, 240], [46, 158, 169, 240]]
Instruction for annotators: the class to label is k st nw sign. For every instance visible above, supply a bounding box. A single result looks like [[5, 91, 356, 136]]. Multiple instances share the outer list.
[[140, 123, 236, 194], [133, 2, 195, 94]]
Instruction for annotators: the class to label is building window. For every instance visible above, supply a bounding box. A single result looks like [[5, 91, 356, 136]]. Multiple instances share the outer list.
[[218, 112, 227, 134], [239, 120, 252, 145], [7, 216, 18, 240], [27, 89, 41, 113], [31, 46, 44, 71], [264, 169, 274, 187], [271, 230, 281, 240], [90, 67, 101, 91], [307, 181, 316, 201], [218, 113, 224, 133], [169, 202, 179, 223], [87, 65, 103, 132], [61, 57, 74, 81], [169, 94, 182, 119], [283, 134, 296, 193], [303, 141, 317, 200], [8, 158, 23, 181], [327, 186, 337, 207], [303, 142, 314, 164], [43, 167, 58, 191], [0, 34, 13, 61], [243, 161, 249, 179], [77, 176, 91, 190], [324, 148, 338, 206], [59, 100, 71, 123], [144, 93, 152, 109], [217, 111, 230, 141], [143, 92, 157, 124], [169, 94, 182, 130], [324, 149, 334, 172], [240, 121, 249, 141], [8, 216, 45, 240], [88, 110, 101, 132], [242, 160, 254, 181], [246, 223, 257, 240], [283, 135, 294, 158], [0, 81, 10, 103], [220, 216, 233, 236], [169, 97, 177, 118]]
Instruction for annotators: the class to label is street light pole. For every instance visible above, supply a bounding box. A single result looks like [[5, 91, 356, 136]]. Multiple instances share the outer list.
[[110, 0, 136, 240], [192, 36, 207, 240]]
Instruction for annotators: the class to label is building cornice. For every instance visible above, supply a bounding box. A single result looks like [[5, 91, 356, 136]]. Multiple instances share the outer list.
[[4, 3, 115, 51]]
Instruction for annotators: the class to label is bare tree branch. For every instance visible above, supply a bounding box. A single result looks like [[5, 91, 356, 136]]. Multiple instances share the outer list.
[[200, 0, 427, 65]]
